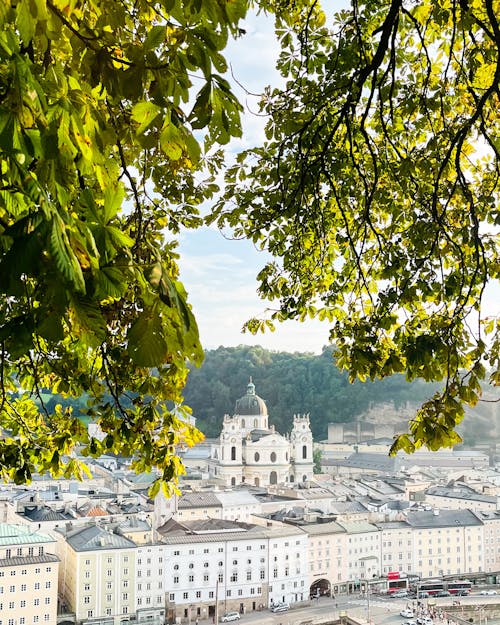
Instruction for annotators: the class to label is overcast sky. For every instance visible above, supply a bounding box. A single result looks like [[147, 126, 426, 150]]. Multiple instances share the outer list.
[[177, 10, 332, 354]]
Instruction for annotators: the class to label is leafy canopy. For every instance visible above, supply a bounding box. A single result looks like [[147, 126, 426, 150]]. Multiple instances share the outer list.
[[213, 0, 500, 454], [0, 0, 248, 493]]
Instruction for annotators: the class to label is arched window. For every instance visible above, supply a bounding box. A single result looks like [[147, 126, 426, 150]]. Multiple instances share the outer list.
[[302, 445, 307, 459], [270, 471, 277, 485], [254, 418, 258, 427], [242, 419, 245, 428], [231, 477, 236, 486], [270, 451, 277, 463], [231, 446, 236, 461], [254, 452, 260, 462], [302, 474, 307, 482], [290, 474, 295, 482], [254, 477, 260, 486]]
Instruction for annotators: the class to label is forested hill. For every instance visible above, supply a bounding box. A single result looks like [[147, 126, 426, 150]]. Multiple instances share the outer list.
[[183, 345, 436, 440]]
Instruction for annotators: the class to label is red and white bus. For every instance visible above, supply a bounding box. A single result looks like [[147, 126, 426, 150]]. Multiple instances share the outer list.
[[418, 580, 445, 595], [447, 580, 472, 595]]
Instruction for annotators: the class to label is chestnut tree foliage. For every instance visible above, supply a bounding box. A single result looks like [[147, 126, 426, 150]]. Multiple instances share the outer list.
[[0, 0, 251, 493], [213, 0, 500, 455]]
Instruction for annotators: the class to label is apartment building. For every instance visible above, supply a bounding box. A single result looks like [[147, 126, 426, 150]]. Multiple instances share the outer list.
[[377, 520, 414, 576], [158, 517, 308, 622], [306, 520, 348, 595], [405, 508, 484, 578], [337, 520, 381, 583], [56, 524, 137, 625], [0, 523, 59, 625], [477, 511, 500, 573]]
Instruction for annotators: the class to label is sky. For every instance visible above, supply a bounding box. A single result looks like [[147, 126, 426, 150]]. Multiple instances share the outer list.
[[177, 10, 332, 354], [176, 6, 500, 357]]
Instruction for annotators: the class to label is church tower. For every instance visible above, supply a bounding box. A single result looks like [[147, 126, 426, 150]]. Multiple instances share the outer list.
[[289, 414, 314, 483], [234, 378, 269, 436]]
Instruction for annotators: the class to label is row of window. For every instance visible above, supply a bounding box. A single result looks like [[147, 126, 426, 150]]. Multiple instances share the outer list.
[[0, 616, 50, 625], [0, 581, 51, 592], [171, 541, 301, 557], [0, 567, 51, 577], [0, 597, 50, 608], [2, 547, 44, 558], [168, 586, 264, 602]]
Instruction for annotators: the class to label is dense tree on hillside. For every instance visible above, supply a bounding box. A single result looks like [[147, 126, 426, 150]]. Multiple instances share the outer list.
[[183, 345, 436, 439], [214, 0, 500, 455]]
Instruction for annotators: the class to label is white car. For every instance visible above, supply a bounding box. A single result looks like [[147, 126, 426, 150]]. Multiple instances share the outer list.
[[220, 612, 241, 622], [401, 609, 415, 618], [271, 602, 290, 613], [480, 590, 497, 595], [417, 618, 433, 625], [403, 620, 417, 625]]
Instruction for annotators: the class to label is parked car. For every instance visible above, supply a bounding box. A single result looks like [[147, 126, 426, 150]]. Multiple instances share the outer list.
[[392, 590, 409, 598], [220, 613, 241, 623], [403, 620, 417, 625], [400, 609, 415, 618], [418, 592, 430, 598], [480, 590, 498, 595], [271, 602, 290, 613], [436, 591, 451, 597]]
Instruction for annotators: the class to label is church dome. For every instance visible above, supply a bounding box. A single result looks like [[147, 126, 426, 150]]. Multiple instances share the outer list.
[[235, 379, 268, 416]]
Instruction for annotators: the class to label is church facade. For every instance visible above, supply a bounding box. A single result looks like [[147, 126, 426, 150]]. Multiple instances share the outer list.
[[208, 380, 314, 487]]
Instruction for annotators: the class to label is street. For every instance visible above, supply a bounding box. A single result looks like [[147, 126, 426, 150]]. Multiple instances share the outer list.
[[212, 591, 500, 625]]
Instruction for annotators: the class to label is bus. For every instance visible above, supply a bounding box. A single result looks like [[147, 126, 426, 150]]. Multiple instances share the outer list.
[[418, 580, 445, 595], [447, 580, 472, 595], [388, 572, 409, 594]]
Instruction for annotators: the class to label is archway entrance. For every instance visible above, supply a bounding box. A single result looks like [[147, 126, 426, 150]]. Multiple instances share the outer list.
[[310, 579, 332, 598]]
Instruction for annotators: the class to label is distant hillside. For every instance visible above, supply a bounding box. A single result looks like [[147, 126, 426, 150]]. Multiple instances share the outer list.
[[183, 345, 439, 440]]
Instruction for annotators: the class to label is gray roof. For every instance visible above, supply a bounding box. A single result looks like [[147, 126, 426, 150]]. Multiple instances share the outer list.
[[0, 554, 59, 568], [330, 501, 370, 514], [178, 492, 222, 509], [426, 486, 496, 503], [405, 508, 483, 528], [324, 453, 401, 472], [157, 517, 305, 544], [22, 506, 73, 522], [63, 525, 137, 551]]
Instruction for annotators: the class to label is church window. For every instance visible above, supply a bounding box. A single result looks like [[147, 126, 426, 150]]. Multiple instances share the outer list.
[[231, 447, 236, 461], [254, 452, 260, 462], [231, 477, 236, 486], [302, 474, 307, 482], [302, 445, 307, 459], [270, 452, 277, 463], [270, 471, 277, 485], [242, 419, 245, 427], [290, 474, 294, 482], [254, 419, 258, 427]]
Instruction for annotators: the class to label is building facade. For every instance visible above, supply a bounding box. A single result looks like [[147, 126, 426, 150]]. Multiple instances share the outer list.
[[0, 523, 59, 625]]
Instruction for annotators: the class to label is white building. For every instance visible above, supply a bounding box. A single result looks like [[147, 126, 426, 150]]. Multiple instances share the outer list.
[[208, 380, 314, 487], [158, 516, 308, 622]]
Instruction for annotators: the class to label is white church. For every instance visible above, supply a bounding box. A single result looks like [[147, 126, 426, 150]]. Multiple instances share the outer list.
[[208, 379, 314, 487]]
